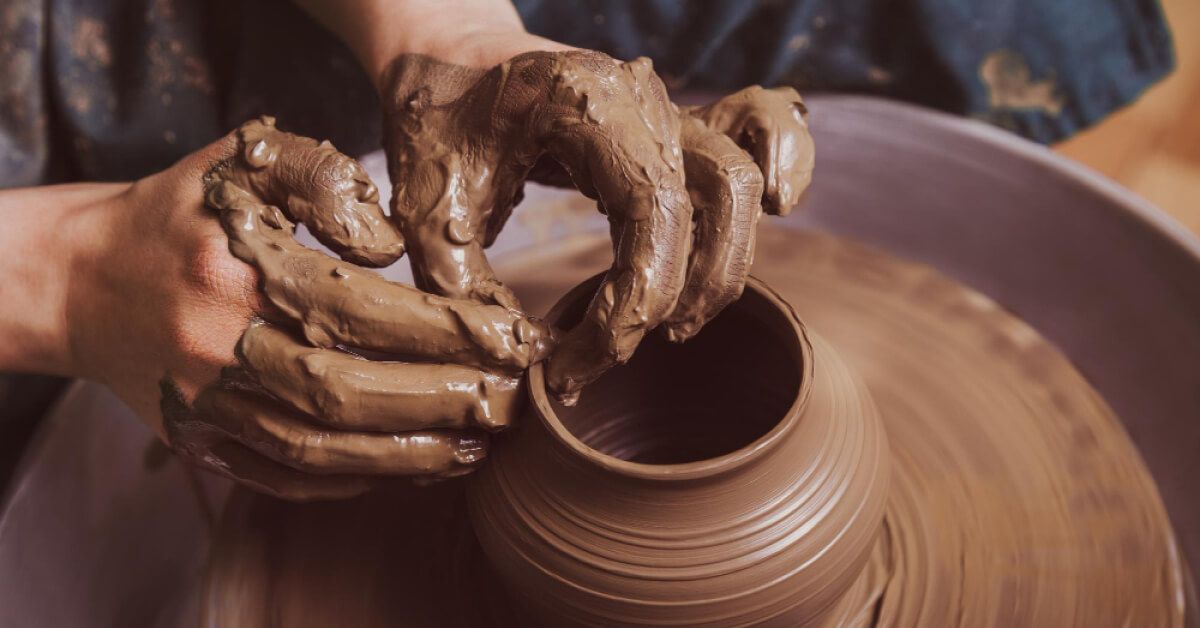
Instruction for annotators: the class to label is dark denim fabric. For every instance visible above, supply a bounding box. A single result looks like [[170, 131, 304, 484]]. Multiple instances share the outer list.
[[517, 0, 1174, 144], [0, 0, 1175, 187]]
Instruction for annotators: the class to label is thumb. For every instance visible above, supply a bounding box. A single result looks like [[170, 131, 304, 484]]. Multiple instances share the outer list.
[[204, 117, 405, 268]]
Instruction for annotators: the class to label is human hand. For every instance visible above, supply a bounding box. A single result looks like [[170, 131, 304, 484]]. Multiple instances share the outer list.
[[71, 117, 552, 500], [380, 50, 814, 404]]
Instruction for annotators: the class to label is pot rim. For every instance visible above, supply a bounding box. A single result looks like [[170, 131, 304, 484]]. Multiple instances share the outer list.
[[526, 274, 815, 481]]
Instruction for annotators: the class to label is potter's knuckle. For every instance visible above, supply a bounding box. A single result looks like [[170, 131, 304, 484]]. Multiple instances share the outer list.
[[310, 387, 349, 425], [298, 353, 326, 379], [730, 167, 764, 195], [284, 146, 325, 184], [720, 152, 759, 180], [312, 150, 352, 185]]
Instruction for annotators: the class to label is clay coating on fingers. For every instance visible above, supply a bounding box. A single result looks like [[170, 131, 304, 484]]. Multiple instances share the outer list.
[[159, 378, 378, 501], [381, 51, 696, 404], [207, 116, 405, 267], [662, 116, 765, 342], [236, 321, 522, 433], [206, 180, 553, 373], [685, 86, 815, 216], [382, 54, 818, 403], [201, 385, 490, 477], [159, 119, 558, 497]]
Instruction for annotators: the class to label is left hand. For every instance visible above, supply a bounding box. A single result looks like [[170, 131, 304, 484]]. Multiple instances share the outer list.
[[58, 117, 552, 500]]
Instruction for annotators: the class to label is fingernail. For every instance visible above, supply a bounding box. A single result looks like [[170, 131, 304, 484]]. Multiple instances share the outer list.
[[454, 435, 489, 465]]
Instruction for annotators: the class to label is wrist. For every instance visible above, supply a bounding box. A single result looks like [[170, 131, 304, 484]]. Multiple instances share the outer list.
[[294, 0, 570, 91], [0, 182, 126, 376], [366, 19, 571, 92]]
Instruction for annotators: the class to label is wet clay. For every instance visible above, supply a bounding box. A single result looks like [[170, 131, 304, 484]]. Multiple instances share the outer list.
[[467, 275, 890, 626], [206, 118, 553, 374], [204, 226, 1186, 626], [381, 52, 814, 402], [162, 118, 556, 500]]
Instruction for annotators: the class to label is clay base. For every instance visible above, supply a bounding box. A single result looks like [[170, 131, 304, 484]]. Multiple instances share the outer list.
[[205, 227, 1185, 627]]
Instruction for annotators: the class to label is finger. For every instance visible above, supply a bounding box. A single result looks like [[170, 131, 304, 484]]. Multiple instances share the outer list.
[[662, 118, 765, 342], [385, 82, 524, 309], [533, 54, 694, 403], [206, 181, 554, 372], [691, 86, 815, 216], [161, 379, 375, 501], [208, 441, 378, 501], [753, 87, 813, 215], [395, 165, 522, 310], [205, 116, 405, 267], [196, 387, 489, 477], [236, 321, 522, 432]]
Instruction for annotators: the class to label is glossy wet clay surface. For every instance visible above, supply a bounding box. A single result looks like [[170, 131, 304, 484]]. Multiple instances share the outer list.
[[206, 226, 1186, 627]]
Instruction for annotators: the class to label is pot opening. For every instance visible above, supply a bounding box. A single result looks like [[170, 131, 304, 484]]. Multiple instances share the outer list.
[[551, 284, 803, 465]]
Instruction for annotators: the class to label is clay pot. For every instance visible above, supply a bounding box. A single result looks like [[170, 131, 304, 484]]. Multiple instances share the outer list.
[[466, 275, 890, 627]]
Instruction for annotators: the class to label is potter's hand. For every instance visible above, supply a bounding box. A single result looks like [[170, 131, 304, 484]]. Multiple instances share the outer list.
[[666, 86, 815, 339], [379, 50, 814, 403], [68, 117, 551, 501], [680, 86, 815, 217]]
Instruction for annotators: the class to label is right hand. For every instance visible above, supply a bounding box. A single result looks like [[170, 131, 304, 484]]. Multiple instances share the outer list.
[[74, 117, 553, 500], [381, 49, 814, 404]]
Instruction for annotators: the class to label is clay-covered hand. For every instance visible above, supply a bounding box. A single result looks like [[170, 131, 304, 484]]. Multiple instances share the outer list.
[[667, 85, 815, 339], [77, 117, 552, 501], [381, 50, 814, 404]]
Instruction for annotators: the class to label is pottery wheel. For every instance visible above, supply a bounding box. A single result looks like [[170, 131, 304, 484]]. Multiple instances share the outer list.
[[206, 225, 1186, 626]]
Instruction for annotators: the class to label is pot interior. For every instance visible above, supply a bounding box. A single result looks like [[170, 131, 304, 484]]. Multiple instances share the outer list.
[[551, 280, 803, 464]]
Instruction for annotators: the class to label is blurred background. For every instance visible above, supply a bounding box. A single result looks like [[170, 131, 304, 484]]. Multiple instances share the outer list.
[[1057, 0, 1199, 233]]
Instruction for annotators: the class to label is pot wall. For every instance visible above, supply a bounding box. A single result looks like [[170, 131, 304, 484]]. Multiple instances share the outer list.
[[467, 277, 890, 627]]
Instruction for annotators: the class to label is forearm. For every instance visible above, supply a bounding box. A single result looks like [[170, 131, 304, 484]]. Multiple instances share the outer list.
[[291, 0, 569, 86], [0, 183, 123, 375]]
